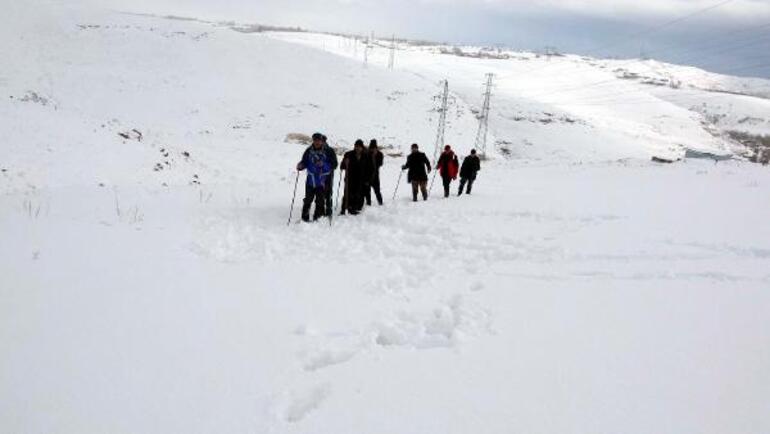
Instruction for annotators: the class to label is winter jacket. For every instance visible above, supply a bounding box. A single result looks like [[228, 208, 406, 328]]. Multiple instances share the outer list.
[[460, 155, 481, 180], [299, 144, 338, 190], [402, 151, 431, 183], [367, 150, 384, 182], [341, 150, 371, 186], [437, 151, 460, 179]]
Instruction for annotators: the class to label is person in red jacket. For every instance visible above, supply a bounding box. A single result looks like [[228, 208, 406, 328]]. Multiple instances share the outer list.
[[436, 145, 459, 198]]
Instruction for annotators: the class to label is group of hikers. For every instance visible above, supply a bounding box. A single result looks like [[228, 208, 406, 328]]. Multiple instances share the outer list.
[[294, 132, 481, 223]]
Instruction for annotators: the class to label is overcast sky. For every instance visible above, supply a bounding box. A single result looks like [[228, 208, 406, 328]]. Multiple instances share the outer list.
[[101, 0, 770, 77]]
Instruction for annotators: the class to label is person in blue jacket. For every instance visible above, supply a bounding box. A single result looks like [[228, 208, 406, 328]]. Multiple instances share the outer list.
[[297, 133, 338, 222]]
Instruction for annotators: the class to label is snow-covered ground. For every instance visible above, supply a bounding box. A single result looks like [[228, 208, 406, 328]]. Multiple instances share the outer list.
[[2, 3, 770, 434]]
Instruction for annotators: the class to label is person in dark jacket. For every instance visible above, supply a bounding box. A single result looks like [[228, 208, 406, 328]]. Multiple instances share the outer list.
[[322, 135, 335, 212], [340, 139, 371, 215], [365, 139, 384, 206], [401, 143, 431, 202], [297, 132, 338, 222], [458, 149, 481, 196], [436, 145, 460, 198]]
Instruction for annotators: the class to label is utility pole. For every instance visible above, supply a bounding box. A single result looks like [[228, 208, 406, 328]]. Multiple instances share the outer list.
[[474, 73, 494, 159], [363, 33, 372, 68], [388, 34, 396, 70], [640, 42, 649, 60], [544, 46, 557, 61]]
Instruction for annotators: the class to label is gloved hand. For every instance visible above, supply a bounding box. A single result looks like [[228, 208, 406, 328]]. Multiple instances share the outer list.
[[296, 162, 305, 171]]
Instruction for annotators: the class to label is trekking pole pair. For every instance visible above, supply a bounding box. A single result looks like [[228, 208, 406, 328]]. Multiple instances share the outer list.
[[288, 170, 340, 227]]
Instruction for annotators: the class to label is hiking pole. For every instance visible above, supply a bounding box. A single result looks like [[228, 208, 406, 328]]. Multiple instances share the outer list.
[[392, 169, 405, 201], [329, 170, 338, 228], [341, 169, 350, 215], [287, 171, 300, 226], [334, 168, 343, 214], [428, 164, 439, 196]]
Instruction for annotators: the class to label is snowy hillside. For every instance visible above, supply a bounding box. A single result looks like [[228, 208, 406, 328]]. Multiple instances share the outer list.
[[2, 3, 770, 434], [271, 31, 770, 162]]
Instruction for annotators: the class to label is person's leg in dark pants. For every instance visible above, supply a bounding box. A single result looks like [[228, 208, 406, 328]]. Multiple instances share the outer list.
[[301, 183, 314, 222], [458, 178, 467, 196], [347, 182, 363, 214], [350, 191, 363, 214], [411, 181, 419, 202], [364, 182, 372, 206], [466, 178, 475, 194], [312, 189, 325, 221], [419, 181, 428, 200], [442, 176, 451, 198], [372, 177, 383, 205], [325, 175, 334, 216]]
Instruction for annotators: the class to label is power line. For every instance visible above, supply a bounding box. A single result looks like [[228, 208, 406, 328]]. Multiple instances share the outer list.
[[556, 89, 764, 107], [585, 0, 738, 57], [539, 62, 770, 107], [494, 0, 740, 82], [482, 1, 768, 110], [643, 22, 770, 64], [671, 33, 770, 66]]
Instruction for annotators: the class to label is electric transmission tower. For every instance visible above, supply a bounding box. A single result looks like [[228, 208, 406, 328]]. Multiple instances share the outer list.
[[388, 34, 396, 70], [363, 32, 375, 68], [474, 73, 494, 159], [428, 80, 450, 194], [433, 80, 449, 162]]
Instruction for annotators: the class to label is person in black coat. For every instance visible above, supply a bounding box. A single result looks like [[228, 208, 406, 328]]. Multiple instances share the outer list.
[[340, 139, 371, 215], [322, 135, 335, 213], [401, 143, 432, 202], [458, 149, 481, 196], [365, 139, 384, 206]]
